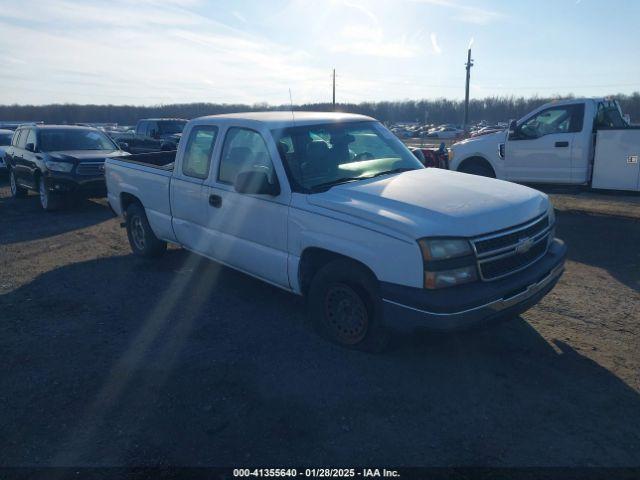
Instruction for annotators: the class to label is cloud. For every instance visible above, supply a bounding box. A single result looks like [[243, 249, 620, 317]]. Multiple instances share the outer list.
[[409, 0, 504, 25], [330, 25, 418, 58], [430, 32, 442, 54]]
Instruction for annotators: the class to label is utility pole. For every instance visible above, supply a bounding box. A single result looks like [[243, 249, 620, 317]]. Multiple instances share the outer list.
[[332, 68, 336, 111], [463, 47, 473, 132]]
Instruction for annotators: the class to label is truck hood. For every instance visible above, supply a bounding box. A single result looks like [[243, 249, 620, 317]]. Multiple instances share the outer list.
[[452, 130, 506, 148], [48, 150, 129, 162], [306, 168, 548, 238]]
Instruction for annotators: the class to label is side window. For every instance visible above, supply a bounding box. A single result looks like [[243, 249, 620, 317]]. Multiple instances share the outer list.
[[17, 129, 29, 148], [148, 122, 158, 137], [218, 128, 275, 185], [182, 126, 218, 179], [12, 130, 22, 147], [136, 121, 146, 136], [25, 129, 37, 149], [519, 106, 580, 138]]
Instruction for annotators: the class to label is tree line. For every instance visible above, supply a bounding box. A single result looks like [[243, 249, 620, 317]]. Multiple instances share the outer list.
[[1, 93, 639, 125]]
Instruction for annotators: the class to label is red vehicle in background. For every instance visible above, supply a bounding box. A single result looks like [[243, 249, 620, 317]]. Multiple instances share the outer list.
[[410, 143, 449, 169]]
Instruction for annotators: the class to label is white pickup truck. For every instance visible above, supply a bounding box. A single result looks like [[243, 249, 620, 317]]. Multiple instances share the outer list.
[[106, 112, 566, 350], [450, 98, 640, 191]]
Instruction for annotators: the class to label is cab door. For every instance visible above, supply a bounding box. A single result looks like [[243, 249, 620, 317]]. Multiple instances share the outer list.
[[202, 126, 290, 288], [505, 104, 584, 183], [170, 124, 219, 252], [11, 128, 30, 185]]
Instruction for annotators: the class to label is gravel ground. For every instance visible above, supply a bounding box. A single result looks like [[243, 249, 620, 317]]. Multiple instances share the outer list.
[[0, 175, 639, 467]]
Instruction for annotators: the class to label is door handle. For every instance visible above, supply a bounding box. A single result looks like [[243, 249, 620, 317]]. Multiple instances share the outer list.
[[209, 194, 222, 208], [554, 141, 569, 148]]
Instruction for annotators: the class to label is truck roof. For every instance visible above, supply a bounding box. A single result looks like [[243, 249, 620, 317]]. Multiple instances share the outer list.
[[194, 111, 375, 128], [543, 97, 608, 107], [138, 118, 188, 122], [17, 124, 99, 130]]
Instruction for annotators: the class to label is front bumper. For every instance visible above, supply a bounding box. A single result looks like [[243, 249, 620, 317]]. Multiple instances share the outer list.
[[44, 171, 106, 197], [381, 238, 566, 332]]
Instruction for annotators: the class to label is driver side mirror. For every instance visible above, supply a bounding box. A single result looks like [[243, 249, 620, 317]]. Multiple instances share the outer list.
[[508, 119, 518, 140], [234, 170, 280, 196], [118, 141, 130, 151], [25, 143, 36, 152]]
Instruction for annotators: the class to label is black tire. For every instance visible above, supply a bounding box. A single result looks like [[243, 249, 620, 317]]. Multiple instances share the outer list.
[[459, 159, 495, 178], [308, 258, 388, 352], [38, 176, 63, 211], [125, 203, 167, 258], [9, 169, 27, 198]]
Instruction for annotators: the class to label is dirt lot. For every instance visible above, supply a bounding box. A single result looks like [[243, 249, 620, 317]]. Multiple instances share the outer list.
[[0, 175, 639, 467]]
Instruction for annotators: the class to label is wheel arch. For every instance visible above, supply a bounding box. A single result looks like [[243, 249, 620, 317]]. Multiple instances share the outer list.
[[298, 247, 377, 297], [120, 191, 143, 216], [457, 155, 496, 177]]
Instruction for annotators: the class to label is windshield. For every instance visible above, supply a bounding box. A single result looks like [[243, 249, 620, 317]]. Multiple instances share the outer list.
[[272, 121, 423, 192], [0, 133, 12, 146], [39, 129, 118, 151], [158, 121, 187, 135]]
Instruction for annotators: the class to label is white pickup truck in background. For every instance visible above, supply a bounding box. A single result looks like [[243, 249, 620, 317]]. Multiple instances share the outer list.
[[449, 98, 640, 192], [106, 112, 566, 350]]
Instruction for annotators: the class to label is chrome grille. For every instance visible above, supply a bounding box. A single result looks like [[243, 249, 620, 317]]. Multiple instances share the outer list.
[[76, 162, 104, 176], [472, 214, 551, 281]]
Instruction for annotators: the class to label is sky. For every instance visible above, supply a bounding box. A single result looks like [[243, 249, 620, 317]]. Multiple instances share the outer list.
[[0, 0, 639, 106]]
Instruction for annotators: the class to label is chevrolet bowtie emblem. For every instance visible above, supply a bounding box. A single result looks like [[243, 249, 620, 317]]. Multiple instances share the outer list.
[[515, 237, 534, 254]]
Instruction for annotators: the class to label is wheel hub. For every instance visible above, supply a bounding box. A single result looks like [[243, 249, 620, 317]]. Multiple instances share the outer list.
[[324, 283, 368, 344], [131, 216, 146, 250]]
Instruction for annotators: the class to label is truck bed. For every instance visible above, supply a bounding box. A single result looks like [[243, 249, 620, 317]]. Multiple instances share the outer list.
[[592, 128, 640, 192], [105, 153, 177, 243], [117, 151, 177, 170]]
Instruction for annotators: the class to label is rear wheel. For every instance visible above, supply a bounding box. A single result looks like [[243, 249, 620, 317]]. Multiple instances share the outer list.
[[126, 203, 167, 257], [9, 169, 27, 198], [308, 259, 388, 352], [38, 176, 62, 211]]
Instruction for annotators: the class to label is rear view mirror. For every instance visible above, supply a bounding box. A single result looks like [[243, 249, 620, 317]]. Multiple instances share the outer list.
[[234, 170, 280, 196]]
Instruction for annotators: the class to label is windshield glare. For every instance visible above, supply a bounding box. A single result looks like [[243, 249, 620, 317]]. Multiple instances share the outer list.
[[272, 121, 423, 192], [39, 129, 117, 151], [159, 121, 187, 135]]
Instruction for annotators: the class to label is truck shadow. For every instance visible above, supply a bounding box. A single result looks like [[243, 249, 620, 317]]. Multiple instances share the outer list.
[[556, 210, 640, 292], [0, 175, 114, 245], [1, 250, 638, 466]]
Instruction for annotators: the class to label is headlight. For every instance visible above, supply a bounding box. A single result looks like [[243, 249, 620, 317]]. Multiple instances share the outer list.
[[548, 204, 556, 227], [418, 238, 477, 289], [419, 238, 472, 261], [547, 204, 556, 245], [45, 160, 74, 172]]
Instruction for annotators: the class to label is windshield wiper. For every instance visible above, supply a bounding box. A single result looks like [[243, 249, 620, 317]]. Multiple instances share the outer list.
[[309, 176, 364, 192], [366, 167, 417, 179]]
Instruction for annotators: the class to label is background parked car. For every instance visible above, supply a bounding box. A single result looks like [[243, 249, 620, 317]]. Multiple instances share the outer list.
[[0, 128, 13, 171], [425, 126, 463, 139], [114, 118, 187, 153], [6, 124, 129, 210]]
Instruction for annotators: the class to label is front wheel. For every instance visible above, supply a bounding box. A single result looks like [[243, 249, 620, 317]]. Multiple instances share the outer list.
[[39, 176, 63, 211], [9, 169, 27, 198], [125, 203, 167, 257], [308, 259, 388, 352]]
